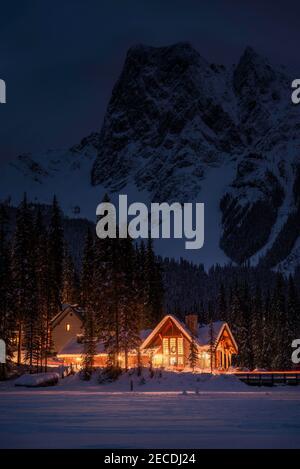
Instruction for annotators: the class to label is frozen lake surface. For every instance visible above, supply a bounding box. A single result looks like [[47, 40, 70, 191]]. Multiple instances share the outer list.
[[1, 373, 300, 448]]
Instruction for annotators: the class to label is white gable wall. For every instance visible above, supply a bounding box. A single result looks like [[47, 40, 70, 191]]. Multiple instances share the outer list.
[[52, 310, 83, 353]]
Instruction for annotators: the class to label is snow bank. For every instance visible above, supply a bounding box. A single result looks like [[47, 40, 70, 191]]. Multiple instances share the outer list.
[[15, 372, 59, 387], [194, 373, 248, 391], [58, 369, 249, 392]]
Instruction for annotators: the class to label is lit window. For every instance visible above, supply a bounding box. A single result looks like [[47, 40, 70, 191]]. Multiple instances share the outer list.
[[170, 338, 176, 354], [178, 356, 184, 365], [178, 338, 183, 355], [163, 338, 169, 355], [66, 323, 71, 332]]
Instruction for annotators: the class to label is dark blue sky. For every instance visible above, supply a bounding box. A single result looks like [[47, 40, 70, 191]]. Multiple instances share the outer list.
[[1, 0, 300, 163]]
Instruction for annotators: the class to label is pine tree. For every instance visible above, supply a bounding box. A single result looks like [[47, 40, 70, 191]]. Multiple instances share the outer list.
[[144, 237, 164, 328], [118, 236, 142, 370], [82, 308, 96, 379], [199, 300, 208, 325], [81, 228, 97, 375], [12, 195, 37, 366], [271, 275, 290, 369], [209, 318, 214, 373], [287, 275, 300, 340], [217, 283, 227, 321], [81, 228, 95, 309], [229, 282, 253, 369], [251, 286, 263, 368], [92, 194, 121, 367], [135, 241, 148, 328], [48, 195, 64, 311], [45, 196, 64, 370], [0, 204, 14, 378], [23, 287, 39, 372], [188, 335, 198, 372], [92, 195, 146, 370], [33, 209, 50, 372], [260, 290, 273, 369], [62, 244, 79, 305]]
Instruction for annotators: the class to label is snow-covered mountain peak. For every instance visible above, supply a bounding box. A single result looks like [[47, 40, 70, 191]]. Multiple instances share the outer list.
[[1, 44, 300, 273]]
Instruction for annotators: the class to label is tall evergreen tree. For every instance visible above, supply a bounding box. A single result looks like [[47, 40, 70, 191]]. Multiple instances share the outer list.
[[135, 241, 148, 328], [240, 282, 254, 369], [48, 195, 64, 311], [287, 275, 300, 340], [229, 283, 251, 368], [271, 275, 290, 369], [81, 228, 95, 309], [251, 286, 264, 368], [217, 283, 227, 321], [0, 204, 14, 378], [118, 236, 142, 370], [45, 196, 64, 370], [82, 308, 97, 379], [62, 245, 79, 305], [12, 195, 37, 366], [144, 237, 164, 327], [33, 209, 50, 371], [81, 229, 97, 375], [92, 195, 121, 367], [188, 335, 199, 372]]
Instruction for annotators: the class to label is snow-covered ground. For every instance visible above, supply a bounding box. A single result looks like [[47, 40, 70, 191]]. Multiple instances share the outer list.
[[1, 371, 300, 448]]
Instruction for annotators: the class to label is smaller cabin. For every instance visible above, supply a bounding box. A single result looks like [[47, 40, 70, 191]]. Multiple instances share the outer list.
[[51, 305, 84, 354]]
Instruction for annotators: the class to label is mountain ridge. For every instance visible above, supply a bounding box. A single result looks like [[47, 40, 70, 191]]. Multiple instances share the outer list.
[[0, 43, 299, 273]]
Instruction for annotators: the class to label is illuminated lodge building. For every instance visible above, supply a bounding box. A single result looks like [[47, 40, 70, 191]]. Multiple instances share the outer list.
[[51, 306, 238, 370]]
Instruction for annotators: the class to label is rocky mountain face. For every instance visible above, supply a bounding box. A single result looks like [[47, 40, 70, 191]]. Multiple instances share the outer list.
[[92, 43, 300, 271], [1, 43, 300, 272], [92, 42, 242, 200]]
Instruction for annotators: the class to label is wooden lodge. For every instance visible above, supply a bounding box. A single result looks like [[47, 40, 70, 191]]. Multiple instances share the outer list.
[[51, 306, 238, 370]]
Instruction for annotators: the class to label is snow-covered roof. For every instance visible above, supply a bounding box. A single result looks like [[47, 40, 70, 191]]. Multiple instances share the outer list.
[[140, 315, 192, 350], [58, 330, 152, 357], [197, 321, 226, 347], [172, 317, 230, 348], [56, 314, 237, 356], [51, 304, 85, 328], [58, 337, 106, 356], [140, 315, 237, 352]]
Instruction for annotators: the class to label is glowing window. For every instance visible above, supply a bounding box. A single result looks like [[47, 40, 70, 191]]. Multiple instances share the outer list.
[[178, 338, 183, 355], [66, 323, 71, 332], [163, 338, 169, 355], [170, 338, 176, 354], [178, 356, 184, 365]]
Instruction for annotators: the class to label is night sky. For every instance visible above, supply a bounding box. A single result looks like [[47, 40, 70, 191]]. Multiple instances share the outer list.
[[1, 0, 300, 164]]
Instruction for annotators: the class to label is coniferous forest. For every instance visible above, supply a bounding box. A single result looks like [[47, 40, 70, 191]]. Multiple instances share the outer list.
[[0, 196, 300, 378], [0, 196, 164, 378]]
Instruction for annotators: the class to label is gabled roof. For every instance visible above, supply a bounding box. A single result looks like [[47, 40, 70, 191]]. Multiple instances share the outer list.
[[197, 321, 238, 352], [140, 314, 238, 352], [58, 337, 106, 356], [50, 304, 85, 329], [140, 314, 193, 350]]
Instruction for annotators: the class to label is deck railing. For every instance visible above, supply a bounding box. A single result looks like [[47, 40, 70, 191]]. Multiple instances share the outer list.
[[234, 371, 300, 386]]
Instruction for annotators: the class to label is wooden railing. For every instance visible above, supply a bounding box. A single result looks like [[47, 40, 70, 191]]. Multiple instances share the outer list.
[[234, 371, 300, 386]]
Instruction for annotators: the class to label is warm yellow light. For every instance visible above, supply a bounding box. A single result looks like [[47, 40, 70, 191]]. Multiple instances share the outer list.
[[153, 353, 163, 366], [66, 323, 71, 332], [75, 357, 81, 362]]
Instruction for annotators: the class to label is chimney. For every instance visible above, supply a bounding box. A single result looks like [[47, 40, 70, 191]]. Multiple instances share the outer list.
[[185, 314, 198, 337]]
